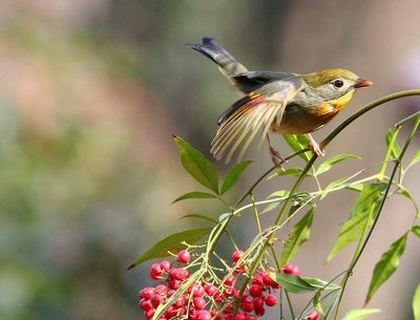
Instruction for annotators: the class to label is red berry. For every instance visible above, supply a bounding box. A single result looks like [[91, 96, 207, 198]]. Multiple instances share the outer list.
[[252, 275, 264, 286], [235, 266, 246, 274], [140, 300, 153, 311], [164, 306, 178, 318], [154, 284, 167, 296], [249, 284, 262, 297], [261, 273, 277, 287], [196, 310, 212, 320], [169, 268, 189, 280], [192, 285, 205, 297], [235, 313, 247, 320], [265, 294, 277, 307], [151, 294, 164, 308], [306, 310, 319, 320], [255, 306, 265, 316], [224, 276, 236, 287], [241, 297, 254, 312], [232, 250, 244, 263], [193, 297, 206, 310], [139, 287, 154, 300], [160, 260, 171, 272], [282, 264, 300, 276], [178, 250, 192, 264], [204, 284, 217, 296], [253, 297, 264, 310], [168, 278, 181, 290], [145, 308, 156, 319], [150, 263, 163, 280]]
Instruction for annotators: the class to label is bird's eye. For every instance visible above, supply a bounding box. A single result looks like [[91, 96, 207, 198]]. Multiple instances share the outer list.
[[332, 79, 344, 88]]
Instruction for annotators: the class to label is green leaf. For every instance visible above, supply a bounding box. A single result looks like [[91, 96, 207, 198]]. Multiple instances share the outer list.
[[179, 214, 217, 224], [327, 212, 375, 261], [397, 186, 419, 214], [315, 154, 361, 175], [270, 272, 317, 293], [127, 228, 211, 269], [341, 308, 381, 320], [220, 160, 252, 194], [366, 233, 408, 303], [280, 208, 314, 264], [413, 284, 420, 320], [408, 150, 420, 169], [327, 184, 385, 261], [267, 190, 289, 198], [174, 136, 219, 193], [386, 129, 402, 160], [268, 167, 305, 179], [172, 191, 217, 203], [412, 225, 420, 238], [283, 134, 312, 161], [302, 277, 341, 291]]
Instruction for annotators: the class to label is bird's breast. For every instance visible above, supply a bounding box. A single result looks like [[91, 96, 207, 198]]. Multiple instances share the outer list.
[[272, 90, 356, 134]]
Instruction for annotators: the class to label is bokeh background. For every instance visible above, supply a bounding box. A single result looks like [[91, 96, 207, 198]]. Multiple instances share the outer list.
[[0, 1, 419, 319]]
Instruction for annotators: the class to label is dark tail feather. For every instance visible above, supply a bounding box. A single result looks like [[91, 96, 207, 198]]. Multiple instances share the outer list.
[[186, 37, 248, 78]]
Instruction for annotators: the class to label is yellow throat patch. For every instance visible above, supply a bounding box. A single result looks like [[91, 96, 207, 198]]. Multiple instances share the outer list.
[[318, 90, 356, 116]]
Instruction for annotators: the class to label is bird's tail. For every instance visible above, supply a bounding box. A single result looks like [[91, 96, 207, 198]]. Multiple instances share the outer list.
[[187, 37, 248, 79]]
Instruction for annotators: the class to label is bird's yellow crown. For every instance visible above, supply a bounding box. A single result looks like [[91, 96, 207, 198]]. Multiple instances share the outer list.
[[303, 68, 359, 88]]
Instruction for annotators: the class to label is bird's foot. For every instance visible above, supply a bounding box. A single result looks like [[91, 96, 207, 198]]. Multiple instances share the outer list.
[[269, 146, 286, 170], [309, 140, 325, 157]]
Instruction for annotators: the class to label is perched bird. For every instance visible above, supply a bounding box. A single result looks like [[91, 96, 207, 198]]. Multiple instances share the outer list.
[[187, 37, 373, 166]]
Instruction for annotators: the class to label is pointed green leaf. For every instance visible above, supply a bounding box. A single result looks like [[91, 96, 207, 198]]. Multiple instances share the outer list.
[[127, 228, 211, 269], [220, 160, 252, 194], [315, 154, 361, 175], [172, 191, 217, 204], [302, 277, 341, 291], [174, 135, 219, 193], [397, 186, 419, 214], [327, 210, 375, 261], [342, 308, 381, 320], [280, 208, 314, 264], [269, 272, 317, 293], [268, 167, 305, 179], [386, 129, 402, 160], [267, 190, 289, 198], [412, 225, 420, 238], [413, 284, 420, 320], [179, 214, 217, 224], [408, 150, 420, 169], [366, 233, 408, 303], [327, 184, 386, 260], [283, 134, 312, 161]]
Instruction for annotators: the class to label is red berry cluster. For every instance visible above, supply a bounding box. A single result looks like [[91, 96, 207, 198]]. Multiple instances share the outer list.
[[138, 250, 307, 320]]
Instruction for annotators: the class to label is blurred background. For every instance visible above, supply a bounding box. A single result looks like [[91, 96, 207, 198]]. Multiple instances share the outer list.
[[0, 1, 418, 319]]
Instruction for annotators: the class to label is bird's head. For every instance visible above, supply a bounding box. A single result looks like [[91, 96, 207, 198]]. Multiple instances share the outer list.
[[303, 69, 373, 101]]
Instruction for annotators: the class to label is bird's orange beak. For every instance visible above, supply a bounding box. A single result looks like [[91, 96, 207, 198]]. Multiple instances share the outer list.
[[354, 79, 373, 88]]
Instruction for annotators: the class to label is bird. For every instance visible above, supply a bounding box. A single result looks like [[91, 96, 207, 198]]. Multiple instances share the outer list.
[[187, 37, 373, 166]]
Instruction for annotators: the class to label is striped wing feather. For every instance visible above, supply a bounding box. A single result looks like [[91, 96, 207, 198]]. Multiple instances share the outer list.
[[211, 81, 301, 163]]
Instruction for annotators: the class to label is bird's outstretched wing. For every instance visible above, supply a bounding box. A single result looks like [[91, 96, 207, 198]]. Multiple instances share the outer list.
[[211, 80, 303, 163]]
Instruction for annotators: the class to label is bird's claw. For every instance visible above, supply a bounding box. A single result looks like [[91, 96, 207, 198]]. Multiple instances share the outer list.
[[309, 140, 325, 157], [269, 146, 286, 170]]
